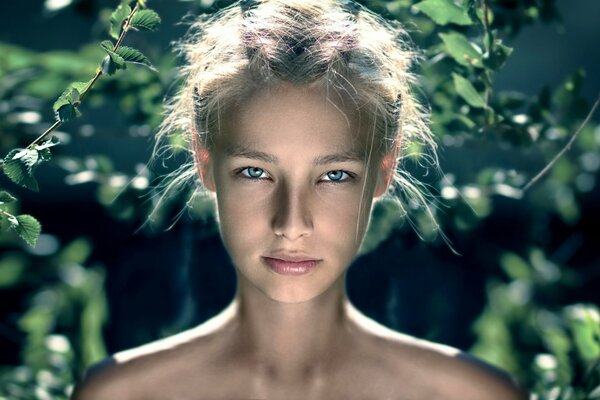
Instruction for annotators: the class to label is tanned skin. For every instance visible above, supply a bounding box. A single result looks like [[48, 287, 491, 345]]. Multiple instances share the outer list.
[[73, 84, 528, 400]]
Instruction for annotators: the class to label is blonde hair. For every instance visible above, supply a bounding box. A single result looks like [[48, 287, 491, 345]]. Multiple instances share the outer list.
[[150, 0, 439, 235]]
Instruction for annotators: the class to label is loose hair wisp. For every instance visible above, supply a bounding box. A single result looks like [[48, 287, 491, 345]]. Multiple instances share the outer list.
[[151, 0, 441, 238]]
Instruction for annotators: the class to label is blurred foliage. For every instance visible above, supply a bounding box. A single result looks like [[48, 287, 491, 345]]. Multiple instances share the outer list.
[[0, 236, 106, 399], [0, 0, 599, 399]]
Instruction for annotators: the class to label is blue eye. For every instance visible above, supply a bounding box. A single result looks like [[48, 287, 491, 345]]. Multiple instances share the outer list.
[[240, 167, 268, 179], [322, 170, 351, 183]]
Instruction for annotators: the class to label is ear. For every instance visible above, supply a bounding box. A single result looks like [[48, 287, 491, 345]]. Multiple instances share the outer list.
[[373, 145, 399, 198], [191, 130, 216, 192]]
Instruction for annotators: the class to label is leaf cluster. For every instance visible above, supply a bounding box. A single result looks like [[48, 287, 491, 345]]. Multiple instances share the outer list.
[[0, 0, 161, 247]]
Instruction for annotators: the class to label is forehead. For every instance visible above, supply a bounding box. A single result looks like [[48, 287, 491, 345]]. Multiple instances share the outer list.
[[215, 83, 372, 158]]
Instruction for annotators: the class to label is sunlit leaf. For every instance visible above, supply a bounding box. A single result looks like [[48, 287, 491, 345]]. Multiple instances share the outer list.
[[129, 9, 161, 32], [540, 324, 573, 386], [500, 252, 532, 281], [71, 79, 94, 99], [452, 73, 485, 108], [81, 269, 108, 365], [414, 0, 473, 26], [18, 307, 53, 337], [565, 304, 600, 362], [440, 32, 483, 68], [53, 87, 78, 113]]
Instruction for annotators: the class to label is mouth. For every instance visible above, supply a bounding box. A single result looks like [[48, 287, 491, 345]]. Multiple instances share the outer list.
[[262, 256, 321, 276]]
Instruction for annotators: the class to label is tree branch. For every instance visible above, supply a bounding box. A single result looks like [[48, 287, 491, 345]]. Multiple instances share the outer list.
[[522, 93, 600, 192], [22, 1, 142, 151]]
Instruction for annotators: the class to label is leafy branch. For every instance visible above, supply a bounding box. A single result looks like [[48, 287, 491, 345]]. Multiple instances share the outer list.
[[0, 0, 160, 246]]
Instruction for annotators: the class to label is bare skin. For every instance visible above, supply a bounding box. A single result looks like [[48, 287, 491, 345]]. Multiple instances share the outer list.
[[72, 295, 527, 400], [72, 83, 528, 399]]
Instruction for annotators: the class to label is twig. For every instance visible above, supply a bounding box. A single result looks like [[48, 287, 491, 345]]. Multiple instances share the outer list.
[[22, 2, 142, 151], [27, 120, 62, 149], [480, 0, 493, 125], [481, 0, 492, 50], [522, 93, 600, 192], [114, 2, 140, 51]]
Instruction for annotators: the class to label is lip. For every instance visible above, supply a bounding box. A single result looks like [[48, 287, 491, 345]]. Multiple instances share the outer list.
[[262, 256, 321, 276]]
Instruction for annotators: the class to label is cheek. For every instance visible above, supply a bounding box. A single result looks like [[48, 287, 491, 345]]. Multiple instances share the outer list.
[[213, 181, 285, 270], [215, 186, 267, 249], [315, 186, 375, 249]]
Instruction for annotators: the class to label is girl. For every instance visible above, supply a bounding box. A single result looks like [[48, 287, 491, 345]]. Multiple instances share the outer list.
[[74, 0, 527, 398]]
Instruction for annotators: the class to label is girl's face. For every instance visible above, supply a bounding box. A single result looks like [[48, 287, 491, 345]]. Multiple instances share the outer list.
[[196, 83, 392, 303]]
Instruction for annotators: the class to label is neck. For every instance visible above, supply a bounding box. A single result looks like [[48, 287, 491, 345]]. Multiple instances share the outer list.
[[228, 276, 351, 381]]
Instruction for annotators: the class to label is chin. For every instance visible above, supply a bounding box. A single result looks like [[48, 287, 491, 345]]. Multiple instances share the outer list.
[[262, 287, 324, 304], [257, 272, 346, 304]]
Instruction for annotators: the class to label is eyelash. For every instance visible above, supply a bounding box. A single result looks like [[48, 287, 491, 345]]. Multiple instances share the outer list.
[[236, 167, 355, 184], [321, 170, 353, 184], [238, 167, 270, 181]]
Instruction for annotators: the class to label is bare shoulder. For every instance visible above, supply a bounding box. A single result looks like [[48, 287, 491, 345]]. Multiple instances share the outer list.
[[71, 313, 232, 399], [391, 337, 528, 400], [348, 306, 529, 400], [71, 337, 184, 399]]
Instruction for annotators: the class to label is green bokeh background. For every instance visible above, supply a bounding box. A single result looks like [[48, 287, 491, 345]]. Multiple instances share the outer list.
[[0, 0, 598, 398]]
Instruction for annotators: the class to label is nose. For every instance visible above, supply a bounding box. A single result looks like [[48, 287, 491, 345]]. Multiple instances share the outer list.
[[271, 182, 313, 240]]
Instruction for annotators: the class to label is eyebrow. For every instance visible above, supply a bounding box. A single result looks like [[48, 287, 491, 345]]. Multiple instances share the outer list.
[[226, 146, 277, 164], [313, 152, 365, 166], [225, 145, 365, 166]]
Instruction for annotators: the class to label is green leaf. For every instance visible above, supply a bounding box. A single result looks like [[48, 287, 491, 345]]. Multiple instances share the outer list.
[[0, 191, 17, 205], [100, 41, 125, 67], [439, 32, 483, 68], [58, 238, 93, 265], [0, 254, 27, 288], [10, 214, 41, 247], [101, 55, 118, 76], [483, 33, 513, 71], [109, 3, 132, 40], [53, 87, 78, 112], [100, 41, 126, 76], [71, 79, 94, 99], [500, 252, 532, 281], [452, 73, 485, 108], [53, 84, 86, 122], [129, 9, 161, 32], [114, 46, 156, 71], [56, 103, 82, 122], [2, 149, 40, 191], [415, 0, 473, 26], [565, 304, 600, 362], [35, 136, 60, 162]]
